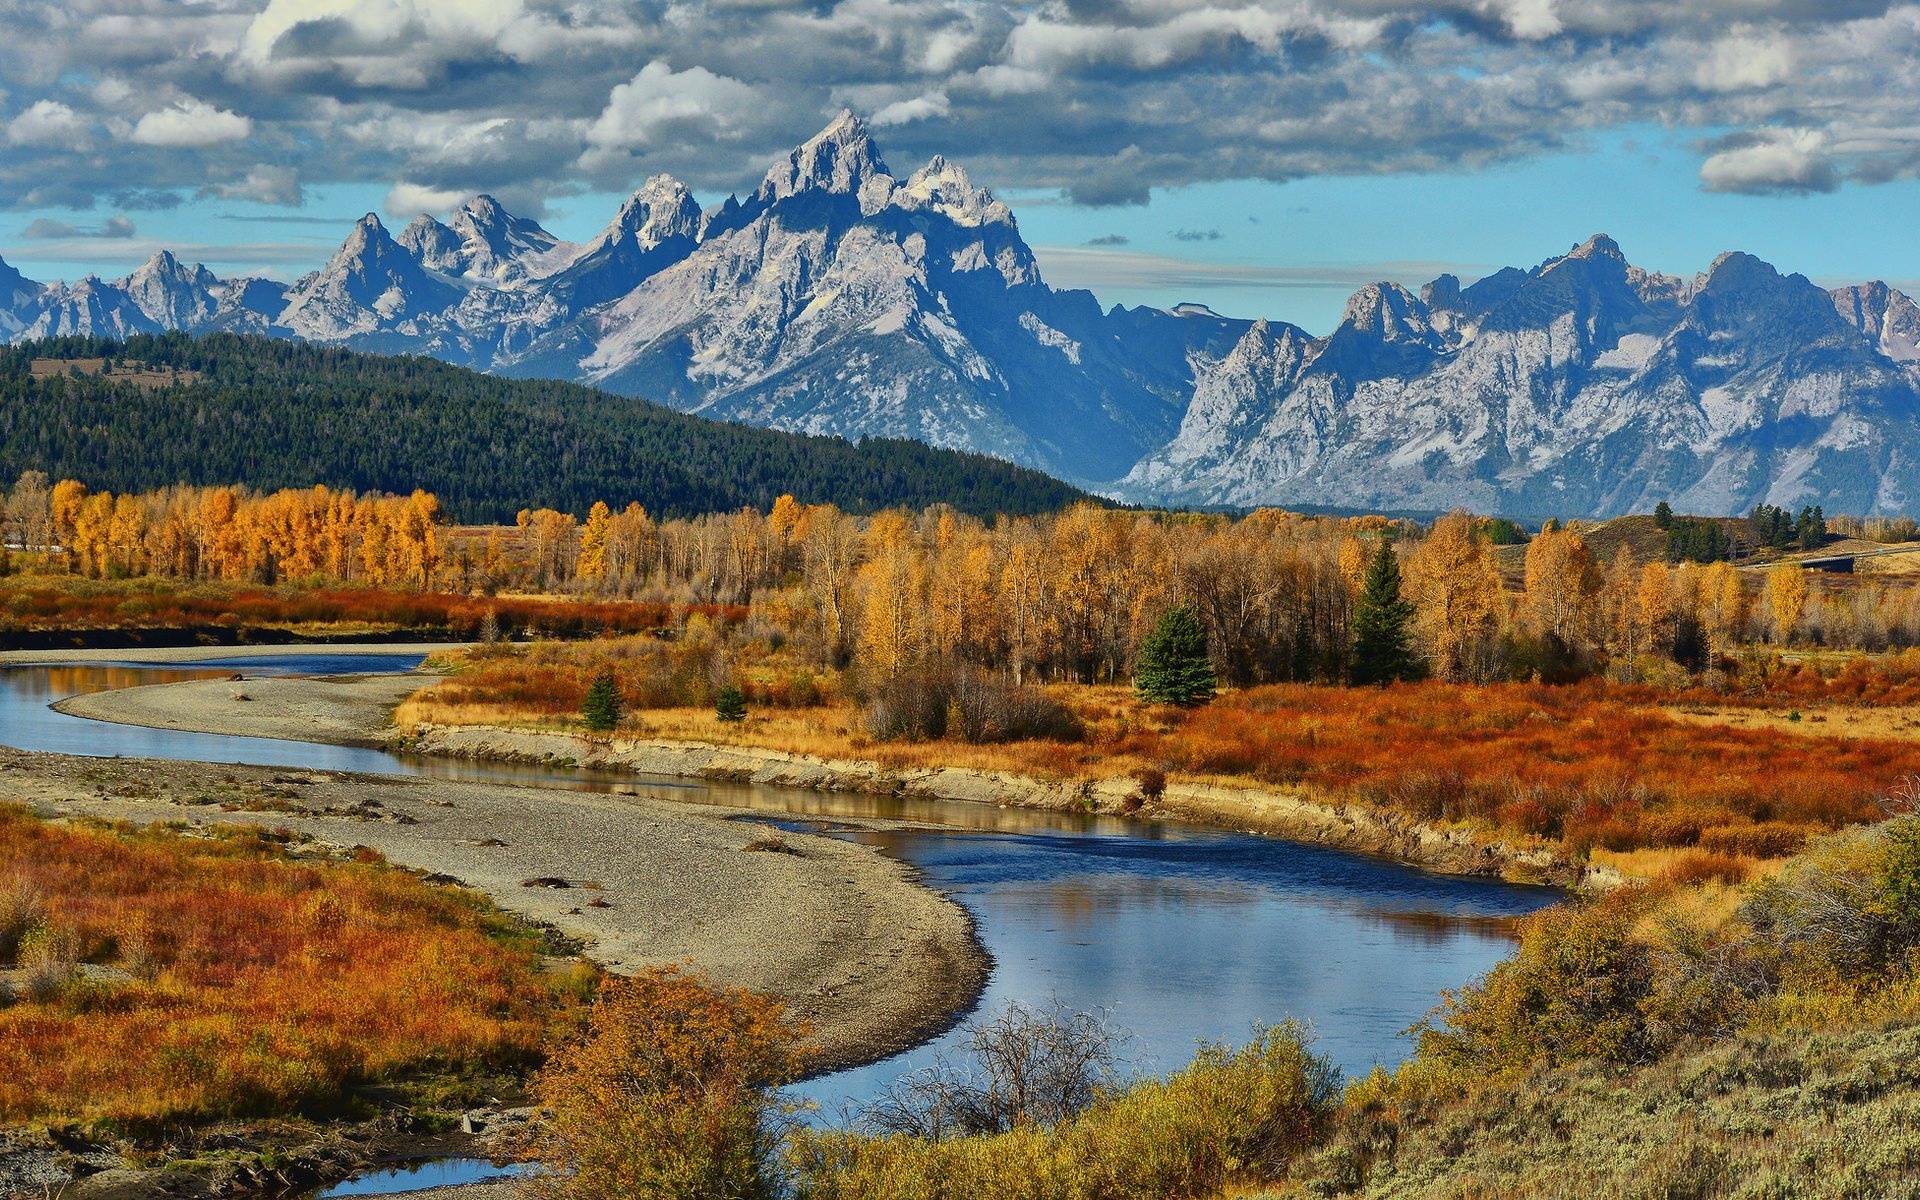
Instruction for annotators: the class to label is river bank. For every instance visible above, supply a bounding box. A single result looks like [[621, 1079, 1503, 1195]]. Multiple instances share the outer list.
[[0, 740, 986, 1199], [55, 668, 1619, 890], [1, 744, 985, 1076]]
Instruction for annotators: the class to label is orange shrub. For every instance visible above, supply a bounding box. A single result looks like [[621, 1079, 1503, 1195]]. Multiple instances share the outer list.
[[0, 805, 573, 1129], [1655, 851, 1753, 887]]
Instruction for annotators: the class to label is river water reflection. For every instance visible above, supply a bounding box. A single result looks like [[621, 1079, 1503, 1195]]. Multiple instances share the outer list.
[[0, 653, 1557, 1111]]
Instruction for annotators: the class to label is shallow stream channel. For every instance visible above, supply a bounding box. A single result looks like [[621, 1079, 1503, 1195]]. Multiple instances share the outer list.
[[0, 652, 1558, 1192]]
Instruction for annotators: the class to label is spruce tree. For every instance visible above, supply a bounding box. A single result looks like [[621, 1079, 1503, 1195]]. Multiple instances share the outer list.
[[1134, 605, 1217, 706], [1350, 539, 1418, 685], [581, 670, 622, 732], [715, 685, 747, 723]]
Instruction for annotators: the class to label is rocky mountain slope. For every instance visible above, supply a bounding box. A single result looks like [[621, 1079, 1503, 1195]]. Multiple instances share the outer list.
[[1127, 236, 1920, 516], [6, 116, 1920, 515]]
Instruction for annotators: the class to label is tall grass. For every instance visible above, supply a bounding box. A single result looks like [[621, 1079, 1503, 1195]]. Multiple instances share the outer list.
[[788, 1024, 1340, 1200], [0, 804, 578, 1130], [0, 573, 743, 639], [412, 657, 1913, 862]]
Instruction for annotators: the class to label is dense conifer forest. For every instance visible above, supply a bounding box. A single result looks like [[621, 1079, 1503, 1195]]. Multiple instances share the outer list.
[[0, 334, 1091, 522]]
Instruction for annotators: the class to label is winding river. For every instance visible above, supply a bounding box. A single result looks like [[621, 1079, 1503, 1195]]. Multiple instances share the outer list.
[[0, 653, 1556, 1124]]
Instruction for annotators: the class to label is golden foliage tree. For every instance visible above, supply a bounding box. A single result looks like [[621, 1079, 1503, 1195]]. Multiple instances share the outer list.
[[1766, 561, 1809, 644], [1522, 526, 1603, 651], [1403, 513, 1503, 681], [578, 501, 613, 584]]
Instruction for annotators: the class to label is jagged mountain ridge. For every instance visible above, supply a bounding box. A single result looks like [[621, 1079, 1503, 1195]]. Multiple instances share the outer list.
[[0, 113, 1243, 485], [4, 115, 1920, 515], [1127, 236, 1920, 516]]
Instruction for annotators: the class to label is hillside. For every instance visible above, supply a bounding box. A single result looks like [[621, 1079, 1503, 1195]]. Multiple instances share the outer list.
[[0, 333, 1092, 522]]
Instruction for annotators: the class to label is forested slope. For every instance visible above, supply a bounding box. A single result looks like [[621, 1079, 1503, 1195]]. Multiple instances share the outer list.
[[0, 333, 1092, 521]]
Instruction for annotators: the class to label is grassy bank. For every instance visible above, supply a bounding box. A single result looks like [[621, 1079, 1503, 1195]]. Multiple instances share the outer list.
[[0, 803, 589, 1134], [0, 568, 742, 648], [539, 813, 1920, 1200], [400, 640, 1920, 884]]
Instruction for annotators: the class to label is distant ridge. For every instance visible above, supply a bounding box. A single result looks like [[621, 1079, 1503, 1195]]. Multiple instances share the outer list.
[[0, 333, 1094, 523]]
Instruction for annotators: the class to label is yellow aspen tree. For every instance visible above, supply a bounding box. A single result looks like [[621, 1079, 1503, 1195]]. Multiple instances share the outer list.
[[1050, 503, 1123, 681], [578, 500, 613, 584], [323, 489, 358, 581], [1635, 561, 1673, 658], [856, 511, 925, 679], [107, 492, 148, 577], [725, 507, 766, 600], [1766, 561, 1808, 644], [1600, 544, 1640, 659], [357, 498, 393, 587], [1403, 512, 1503, 681], [605, 502, 655, 586], [768, 493, 803, 576], [800, 505, 859, 665], [72, 492, 113, 578], [50, 479, 86, 562], [1522, 526, 1603, 654], [1700, 561, 1748, 656], [1337, 534, 1371, 598], [996, 524, 1053, 686]]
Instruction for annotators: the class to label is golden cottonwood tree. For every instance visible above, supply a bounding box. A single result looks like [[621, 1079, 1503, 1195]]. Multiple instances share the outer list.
[[1766, 561, 1808, 644], [1403, 513, 1504, 681], [1522, 526, 1603, 650]]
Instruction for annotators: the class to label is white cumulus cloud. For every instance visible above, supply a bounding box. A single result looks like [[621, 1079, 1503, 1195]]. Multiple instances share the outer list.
[[8, 99, 89, 148], [130, 99, 253, 148], [583, 62, 759, 157], [1700, 128, 1837, 194], [871, 92, 951, 127]]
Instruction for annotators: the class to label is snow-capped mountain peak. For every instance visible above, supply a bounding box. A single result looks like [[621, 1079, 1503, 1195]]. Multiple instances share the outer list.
[[892, 156, 1014, 229], [1566, 233, 1626, 262], [603, 177, 701, 252], [118, 250, 219, 329], [1832, 281, 1920, 363], [1339, 282, 1435, 342], [756, 109, 893, 210], [279, 211, 458, 338]]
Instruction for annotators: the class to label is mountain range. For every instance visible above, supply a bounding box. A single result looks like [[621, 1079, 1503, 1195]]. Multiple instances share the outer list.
[[6, 112, 1920, 517]]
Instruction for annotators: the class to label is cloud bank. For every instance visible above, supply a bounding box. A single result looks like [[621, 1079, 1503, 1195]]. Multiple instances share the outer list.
[[1, 0, 1917, 216]]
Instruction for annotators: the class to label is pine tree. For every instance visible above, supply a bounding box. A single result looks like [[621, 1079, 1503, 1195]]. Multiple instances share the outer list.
[[715, 685, 747, 723], [1350, 538, 1418, 686], [1654, 501, 1673, 530], [581, 670, 622, 732], [1134, 605, 1216, 706]]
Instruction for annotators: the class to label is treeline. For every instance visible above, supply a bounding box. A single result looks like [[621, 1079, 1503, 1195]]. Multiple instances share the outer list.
[[0, 333, 1091, 523], [14, 472, 1920, 687], [1653, 500, 1826, 564], [5, 473, 444, 588]]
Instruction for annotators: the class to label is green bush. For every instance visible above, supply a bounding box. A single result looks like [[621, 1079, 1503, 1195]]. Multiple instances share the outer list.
[[1742, 816, 1920, 984], [1417, 893, 1657, 1072], [788, 1023, 1338, 1200]]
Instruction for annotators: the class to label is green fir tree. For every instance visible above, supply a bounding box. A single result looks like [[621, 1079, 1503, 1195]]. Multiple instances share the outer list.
[[1349, 539, 1418, 686], [581, 670, 622, 732], [1134, 605, 1217, 707], [715, 685, 747, 723]]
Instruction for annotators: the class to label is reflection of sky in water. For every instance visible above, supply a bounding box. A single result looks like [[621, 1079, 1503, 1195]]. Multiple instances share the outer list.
[[800, 825, 1554, 1116], [313, 1158, 529, 1197], [1, 655, 430, 771], [0, 659, 1558, 1123]]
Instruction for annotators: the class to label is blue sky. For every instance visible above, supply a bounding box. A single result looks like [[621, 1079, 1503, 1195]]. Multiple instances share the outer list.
[[5, 2, 1920, 334]]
